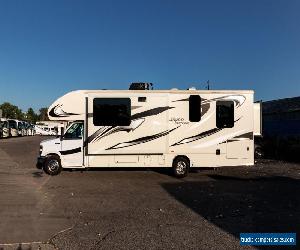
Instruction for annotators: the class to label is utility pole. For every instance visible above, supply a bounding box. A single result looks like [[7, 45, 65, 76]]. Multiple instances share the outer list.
[[206, 80, 210, 90]]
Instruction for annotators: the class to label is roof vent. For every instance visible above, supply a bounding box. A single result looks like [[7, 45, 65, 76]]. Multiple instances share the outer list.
[[129, 82, 153, 90], [188, 87, 196, 90]]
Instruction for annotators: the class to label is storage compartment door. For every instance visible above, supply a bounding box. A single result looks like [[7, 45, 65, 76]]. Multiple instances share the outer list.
[[227, 139, 251, 159]]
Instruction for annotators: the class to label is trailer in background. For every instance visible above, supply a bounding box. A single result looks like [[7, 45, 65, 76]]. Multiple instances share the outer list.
[[262, 96, 300, 161], [0, 118, 9, 138], [36, 121, 67, 136]]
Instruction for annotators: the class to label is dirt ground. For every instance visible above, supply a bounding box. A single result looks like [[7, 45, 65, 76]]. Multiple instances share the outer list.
[[0, 136, 299, 249]]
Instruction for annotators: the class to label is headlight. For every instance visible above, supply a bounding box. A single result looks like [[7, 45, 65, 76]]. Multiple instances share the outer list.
[[39, 145, 43, 155]]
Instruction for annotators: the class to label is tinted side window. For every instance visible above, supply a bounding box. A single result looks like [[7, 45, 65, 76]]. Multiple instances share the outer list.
[[93, 98, 131, 126], [64, 123, 83, 139], [189, 95, 201, 122], [216, 101, 234, 128]]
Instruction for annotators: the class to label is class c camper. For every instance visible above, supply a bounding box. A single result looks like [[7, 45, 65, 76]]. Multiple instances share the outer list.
[[37, 84, 262, 177]]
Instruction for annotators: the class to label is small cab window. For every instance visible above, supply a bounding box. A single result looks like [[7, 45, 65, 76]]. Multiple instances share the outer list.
[[64, 123, 83, 139], [93, 98, 131, 126], [216, 101, 234, 128], [189, 95, 201, 122]]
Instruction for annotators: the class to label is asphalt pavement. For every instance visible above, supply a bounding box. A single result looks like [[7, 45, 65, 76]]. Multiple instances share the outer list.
[[0, 136, 299, 250]]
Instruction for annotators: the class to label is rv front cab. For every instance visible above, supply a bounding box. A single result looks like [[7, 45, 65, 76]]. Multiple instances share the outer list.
[[37, 121, 84, 174]]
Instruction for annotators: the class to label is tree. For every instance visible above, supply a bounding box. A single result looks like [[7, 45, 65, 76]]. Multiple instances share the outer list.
[[39, 107, 49, 121], [0, 102, 48, 122], [26, 108, 38, 123], [0, 102, 23, 119], [16, 108, 24, 120]]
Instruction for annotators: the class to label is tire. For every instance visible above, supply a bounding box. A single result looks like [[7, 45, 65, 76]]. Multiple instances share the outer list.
[[172, 156, 189, 178], [43, 155, 62, 176], [255, 146, 264, 159]]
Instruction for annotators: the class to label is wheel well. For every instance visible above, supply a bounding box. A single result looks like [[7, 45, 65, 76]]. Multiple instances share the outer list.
[[173, 155, 190, 165], [46, 153, 60, 159]]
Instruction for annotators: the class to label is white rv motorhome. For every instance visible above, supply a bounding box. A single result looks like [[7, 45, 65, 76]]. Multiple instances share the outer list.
[[24, 122, 31, 136], [37, 85, 262, 177], [0, 118, 10, 138], [8, 119, 19, 137], [27, 124, 35, 136], [20, 121, 27, 136], [36, 121, 66, 135], [35, 125, 56, 136]]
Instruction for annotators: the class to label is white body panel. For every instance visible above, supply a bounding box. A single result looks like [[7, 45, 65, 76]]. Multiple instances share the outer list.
[[41, 89, 258, 169], [61, 137, 83, 167]]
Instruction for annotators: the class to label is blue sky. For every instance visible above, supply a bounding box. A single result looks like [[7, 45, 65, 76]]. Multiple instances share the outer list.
[[0, 0, 299, 111]]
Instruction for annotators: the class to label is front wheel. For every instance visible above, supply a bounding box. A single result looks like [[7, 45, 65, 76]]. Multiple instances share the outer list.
[[43, 155, 62, 176], [172, 156, 189, 178]]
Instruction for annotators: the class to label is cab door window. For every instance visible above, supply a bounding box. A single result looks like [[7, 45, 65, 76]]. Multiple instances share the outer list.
[[64, 123, 83, 139]]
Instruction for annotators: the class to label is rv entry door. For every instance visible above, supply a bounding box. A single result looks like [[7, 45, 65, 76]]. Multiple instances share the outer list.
[[60, 122, 84, 167]]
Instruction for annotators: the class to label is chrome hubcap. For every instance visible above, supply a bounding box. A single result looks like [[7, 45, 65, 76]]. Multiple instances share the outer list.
[[48, 160, 59, 172], [176, 161, 187, 175]]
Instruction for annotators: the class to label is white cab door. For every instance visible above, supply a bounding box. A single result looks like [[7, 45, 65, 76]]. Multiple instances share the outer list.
[[61, 122, 84, 167]]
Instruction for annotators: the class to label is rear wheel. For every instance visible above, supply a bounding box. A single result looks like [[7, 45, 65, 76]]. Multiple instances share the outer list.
[[255, 146, 264, 159], [172, 156, 189, 178], [43, 155, 62, 176]]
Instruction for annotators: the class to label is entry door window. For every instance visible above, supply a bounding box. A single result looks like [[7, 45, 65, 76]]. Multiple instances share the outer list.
[[64, 123, 83, 139]]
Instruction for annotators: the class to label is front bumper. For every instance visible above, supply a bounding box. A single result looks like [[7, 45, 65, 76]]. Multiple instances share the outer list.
[[36, 156, 46, 169]]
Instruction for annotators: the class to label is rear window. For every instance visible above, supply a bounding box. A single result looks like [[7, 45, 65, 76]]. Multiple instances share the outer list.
[[216, 101, 234, 128]]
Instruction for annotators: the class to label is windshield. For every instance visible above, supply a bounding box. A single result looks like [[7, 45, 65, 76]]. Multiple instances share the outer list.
[[18, 122, 23, 129], [3, 121, 8, 128], [64, 123, 83, 139], [8, 120, 17, 129]]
